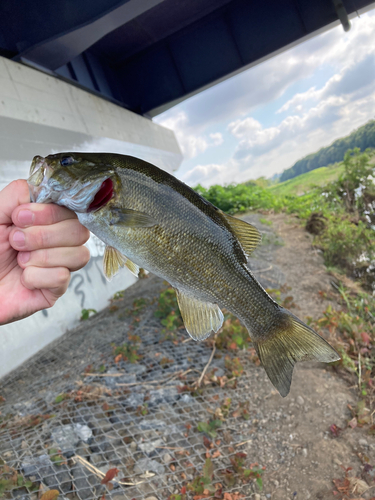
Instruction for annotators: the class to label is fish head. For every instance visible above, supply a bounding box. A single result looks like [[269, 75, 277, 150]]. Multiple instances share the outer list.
[[28, 152, 116, 213]]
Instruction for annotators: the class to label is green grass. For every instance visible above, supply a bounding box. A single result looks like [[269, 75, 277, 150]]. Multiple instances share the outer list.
[[194, 149, 375, 290], [269, 163, 344, 196]]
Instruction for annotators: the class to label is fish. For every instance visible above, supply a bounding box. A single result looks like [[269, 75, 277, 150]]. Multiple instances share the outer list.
[[27, 152, 340, 397]]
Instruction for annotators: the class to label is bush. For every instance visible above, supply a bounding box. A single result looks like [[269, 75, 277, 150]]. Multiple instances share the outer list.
[[317, 217, 375, 271], [325, 148, 375, 222], [194, 183, 279, 214], [193, 148, 375, 288]]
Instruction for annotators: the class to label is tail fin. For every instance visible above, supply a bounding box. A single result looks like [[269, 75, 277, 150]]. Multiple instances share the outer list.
[[253, 309, 340, 397]]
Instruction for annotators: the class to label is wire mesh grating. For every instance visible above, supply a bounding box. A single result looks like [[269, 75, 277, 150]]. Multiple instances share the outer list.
[[0, 274, 279, 500]]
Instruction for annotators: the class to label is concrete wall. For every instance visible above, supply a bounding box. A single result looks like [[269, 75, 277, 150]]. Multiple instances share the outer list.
[[0, 56, 183, 379]]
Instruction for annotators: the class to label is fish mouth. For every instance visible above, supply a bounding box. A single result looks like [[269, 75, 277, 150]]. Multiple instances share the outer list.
[[28, 156, 56, 204], [27, 155, 113, 213]]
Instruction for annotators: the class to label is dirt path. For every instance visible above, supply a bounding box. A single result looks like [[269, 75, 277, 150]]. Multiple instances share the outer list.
[[243, 212, 374, 500], [0, 213, 373, 500]]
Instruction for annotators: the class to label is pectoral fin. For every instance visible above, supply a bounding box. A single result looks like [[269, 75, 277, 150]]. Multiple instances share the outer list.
[[176, 290, 224, 341], [220, 212, 262, 257], [103, 246, 139, 280], [109, 207, 157, 228]]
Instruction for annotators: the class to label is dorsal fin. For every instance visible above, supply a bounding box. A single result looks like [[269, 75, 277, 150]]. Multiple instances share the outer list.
[[220, 212, 262, 257], [103, 246, 139, 281], [175, 290, 224, 341]]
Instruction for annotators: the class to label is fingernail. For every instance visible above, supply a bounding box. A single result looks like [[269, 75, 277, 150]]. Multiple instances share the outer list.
[[18, 210, 34, 226], [13, 231, 26, 247], [18, 251, 30, 264]]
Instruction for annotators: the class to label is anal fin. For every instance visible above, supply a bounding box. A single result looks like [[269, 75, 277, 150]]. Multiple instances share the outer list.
[[176, 290, 224, 341], [103, 246, 139, 280], [124, 259, 139, 277]]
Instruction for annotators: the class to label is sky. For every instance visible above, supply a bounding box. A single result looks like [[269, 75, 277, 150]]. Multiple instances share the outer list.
[[153, 8, 375, 187]]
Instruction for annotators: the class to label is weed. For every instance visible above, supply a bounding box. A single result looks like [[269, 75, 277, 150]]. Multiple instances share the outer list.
[[123, 298, 149, 318], [232, 401, 250, 420], [197, 420, 222, 438], [54, 393, 68, 404], [311, 283, 374, 426], [132, 297, 148, 312], [216, 313, 251, 351], [225, 356, 244, 378], [136, 403, 149, 416], [48, 448, 66, 466], [186, 458, 215, 495], [80, 308, 97, 320], [154, 288, 183, 338], [259, 218, 272, 226], [227, 453, 264, 490], [159, 356, 174, 368], [112, 341, 141, 364], [0, 461, 37, 496], [168, 494, 186, 500], [216, 397, 232, 420]]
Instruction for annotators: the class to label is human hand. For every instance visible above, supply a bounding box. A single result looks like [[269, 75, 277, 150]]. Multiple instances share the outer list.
[[0, 180, 90, 325]]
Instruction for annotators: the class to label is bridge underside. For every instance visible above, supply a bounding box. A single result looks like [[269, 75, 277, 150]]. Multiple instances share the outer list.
[[1, 0, 374, 117]]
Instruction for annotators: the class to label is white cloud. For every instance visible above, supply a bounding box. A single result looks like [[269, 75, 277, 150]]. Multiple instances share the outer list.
[[209, 132, 224, 146], [179, 158, 247, 187], [227, 118, 262, 139], [232, 95, 347, 160], [277, 52, 375, 114], [181, 163, 228, 186], [158, 111, 224, 159], [158, 111, 208, 159], [277, 87, 317, 114]]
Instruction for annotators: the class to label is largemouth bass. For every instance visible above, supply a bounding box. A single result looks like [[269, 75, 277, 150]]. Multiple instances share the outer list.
[[27, 153, 340, 396]]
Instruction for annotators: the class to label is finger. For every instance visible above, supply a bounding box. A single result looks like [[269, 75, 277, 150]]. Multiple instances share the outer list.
[[0, 180, 30, 225], [18, 246, 91, 272], [21, 266, 71, 296], [12, 202, 77, 228], [10, 219, 90, 251]]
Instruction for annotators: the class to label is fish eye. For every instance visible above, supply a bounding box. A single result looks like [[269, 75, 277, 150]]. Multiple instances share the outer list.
[[60, 156, 75, 167]]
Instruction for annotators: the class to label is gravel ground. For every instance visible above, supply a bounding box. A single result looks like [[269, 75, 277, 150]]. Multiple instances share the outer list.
[[0, 213, 373, 500]]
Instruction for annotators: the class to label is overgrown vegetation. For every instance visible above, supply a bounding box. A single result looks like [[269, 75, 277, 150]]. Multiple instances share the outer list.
[[309, 284, 375, 429], [195, 148, 375, 290]]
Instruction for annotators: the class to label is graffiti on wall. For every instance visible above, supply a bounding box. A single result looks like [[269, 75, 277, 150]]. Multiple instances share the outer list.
[[42, 234, 107, 316]]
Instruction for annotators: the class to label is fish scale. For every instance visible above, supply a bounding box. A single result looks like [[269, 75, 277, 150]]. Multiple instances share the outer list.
[[28, 152, 340, 397]]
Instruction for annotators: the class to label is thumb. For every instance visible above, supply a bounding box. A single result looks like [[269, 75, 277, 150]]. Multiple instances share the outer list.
[[0, 180, 30, 225]]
